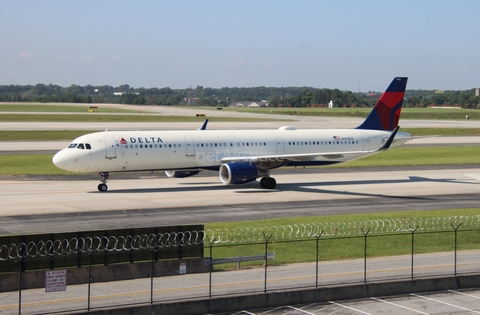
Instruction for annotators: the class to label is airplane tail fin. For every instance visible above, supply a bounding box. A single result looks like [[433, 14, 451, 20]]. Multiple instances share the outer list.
[[356, 77, 408, 131]]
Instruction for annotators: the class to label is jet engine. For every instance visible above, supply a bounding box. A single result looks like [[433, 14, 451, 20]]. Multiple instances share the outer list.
[[219, 163, 258, 185], [165, 170, 200, 178]]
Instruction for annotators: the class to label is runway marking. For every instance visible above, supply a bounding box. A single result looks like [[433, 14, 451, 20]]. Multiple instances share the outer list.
[[329, 301, 373, 314], [411, 293, 480, 314], [371, 297, 429, 314]]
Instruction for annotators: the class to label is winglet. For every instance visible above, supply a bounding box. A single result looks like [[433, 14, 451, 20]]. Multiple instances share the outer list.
[[356, 77, 408, 131], [198, 119, 209, 130], [378, 126, 399, 151]]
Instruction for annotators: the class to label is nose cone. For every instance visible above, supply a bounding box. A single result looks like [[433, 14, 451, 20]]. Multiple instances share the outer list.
[[52, 150, 70, 170]]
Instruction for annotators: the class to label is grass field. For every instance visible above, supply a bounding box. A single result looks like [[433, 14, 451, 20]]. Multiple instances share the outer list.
[[0, 127, 480, 141], [206, 208, 480, 267], [0, 103, 137, 113], [221, 107, 480, 120], [0, 146, 478, 175]]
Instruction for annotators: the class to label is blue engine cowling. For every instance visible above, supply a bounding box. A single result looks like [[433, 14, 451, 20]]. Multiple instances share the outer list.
[[219, 163, 258, 185], [165, 170, 200, 178]]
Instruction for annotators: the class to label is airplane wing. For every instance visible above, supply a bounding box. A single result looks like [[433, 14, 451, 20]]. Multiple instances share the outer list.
[[221, 127, 399, 164]]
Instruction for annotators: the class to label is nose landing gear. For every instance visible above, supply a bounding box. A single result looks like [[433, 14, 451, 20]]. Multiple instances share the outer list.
[[98, 172, 109, 192]]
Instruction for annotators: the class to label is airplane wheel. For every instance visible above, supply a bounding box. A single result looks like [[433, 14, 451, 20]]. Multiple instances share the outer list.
[[98, 184, 108, 192], [266, 177, 276, 189], [260, 177, 276, 189], [260, 177, 267, 188]]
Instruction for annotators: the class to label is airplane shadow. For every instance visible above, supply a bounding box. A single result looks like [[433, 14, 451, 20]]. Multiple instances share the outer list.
[[90, 175, 477, 201]]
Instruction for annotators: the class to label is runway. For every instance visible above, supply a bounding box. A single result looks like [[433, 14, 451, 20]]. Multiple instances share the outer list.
[[1, 166, 479, 234], [0, 106, 479, 234]]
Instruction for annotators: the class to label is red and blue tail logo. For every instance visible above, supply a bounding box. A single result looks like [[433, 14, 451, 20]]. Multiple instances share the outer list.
[[356, 77, 408, 131]]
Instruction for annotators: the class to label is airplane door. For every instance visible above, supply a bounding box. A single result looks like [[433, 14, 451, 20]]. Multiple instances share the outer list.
[[184, 135, 195, 156], [104, 137, 117, 159], [360, 133, 370, 151], [275, 137, 284, 154]]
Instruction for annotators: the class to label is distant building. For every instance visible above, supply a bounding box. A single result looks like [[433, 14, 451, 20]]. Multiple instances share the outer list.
[[184, 97, 200, 105], [476, 87, 480, 97], [228, 101, 269, 108]]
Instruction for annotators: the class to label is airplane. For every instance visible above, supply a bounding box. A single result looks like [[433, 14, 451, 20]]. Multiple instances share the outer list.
[[52, 77, 411, 192]]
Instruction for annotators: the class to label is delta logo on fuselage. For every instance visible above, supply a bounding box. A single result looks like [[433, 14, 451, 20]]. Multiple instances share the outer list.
[[120, 137, 164, 144]]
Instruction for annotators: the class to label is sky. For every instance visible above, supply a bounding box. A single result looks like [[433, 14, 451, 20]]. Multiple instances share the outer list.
[[1, 1, 479, 92]]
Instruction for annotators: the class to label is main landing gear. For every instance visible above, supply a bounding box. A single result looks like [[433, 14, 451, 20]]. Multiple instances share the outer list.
[[98, 172, 109, 192], [260, 176, 276, 189]]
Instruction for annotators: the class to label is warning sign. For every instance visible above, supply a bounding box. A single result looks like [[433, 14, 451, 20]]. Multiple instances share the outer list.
[[45, 270, 67, 292], [179, 263, 186, 275]]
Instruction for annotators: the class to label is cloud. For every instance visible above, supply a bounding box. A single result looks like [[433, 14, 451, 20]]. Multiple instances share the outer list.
[[19, 52, 36, 59], [112, 55, 122, 61], [229, 60, 246, 67], [80, 55, 93, 63]]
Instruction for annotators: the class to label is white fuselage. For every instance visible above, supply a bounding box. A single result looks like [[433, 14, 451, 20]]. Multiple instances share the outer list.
[[52, 127, 411, 173]]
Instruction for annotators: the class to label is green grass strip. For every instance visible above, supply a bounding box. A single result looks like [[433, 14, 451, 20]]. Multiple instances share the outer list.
[[0, 146, 478, 175], [206, 208, 480, 267], [0, 104, 137, 113], [0, 128, 480, 141], [0, 130, 97, 141], [326, 146, 480, 168], [224, 107, 480, 120]]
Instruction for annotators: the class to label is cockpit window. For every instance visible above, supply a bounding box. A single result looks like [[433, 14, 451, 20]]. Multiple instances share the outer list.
[[77, 143, 85, 149], [85, 143, 91, 149], [68, 143, 78, 149]]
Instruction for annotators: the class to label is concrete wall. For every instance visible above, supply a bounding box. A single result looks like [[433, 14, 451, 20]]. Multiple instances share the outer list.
[[0, 258, 209, 292], [70, 274, 480, 315]]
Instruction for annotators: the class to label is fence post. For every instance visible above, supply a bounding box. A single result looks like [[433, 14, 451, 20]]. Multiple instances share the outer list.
[[150, 248, 155, 304], [88, 253, 92, 311], [263, 232, 272, 293], [450, 222, 462, 276], [409, 224, 418, 280], [206, 236, 216, 298], [361, 227, 371, 284], [315, 231, 324, 288], [19, 258, 22, 315]]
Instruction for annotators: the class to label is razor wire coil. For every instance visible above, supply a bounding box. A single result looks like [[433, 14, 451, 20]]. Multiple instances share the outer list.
[[2, 215, 480, 260]]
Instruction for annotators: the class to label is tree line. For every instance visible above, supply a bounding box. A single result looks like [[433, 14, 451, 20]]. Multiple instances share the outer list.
[[0, 83, 478, 108]]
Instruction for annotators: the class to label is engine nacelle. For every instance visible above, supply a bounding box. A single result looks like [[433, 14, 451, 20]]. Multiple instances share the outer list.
[[165, 170, 200, 178], [219, 163, 258, 185]]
